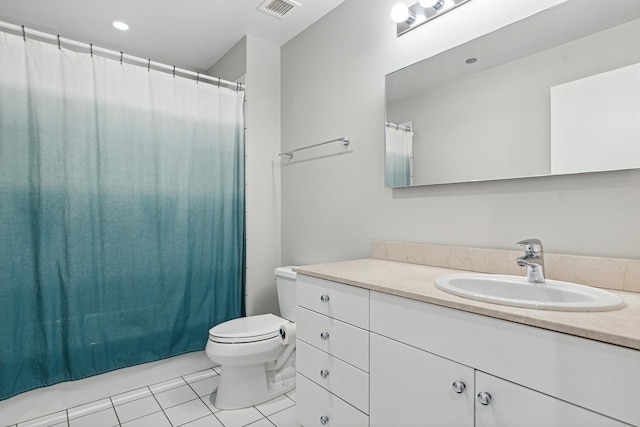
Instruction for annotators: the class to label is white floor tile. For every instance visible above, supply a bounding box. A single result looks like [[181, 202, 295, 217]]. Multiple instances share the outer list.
[[0, 352, 214, 426], [148, 377, 187, 394], [183, 369, 217, 384], [285, 390, 295, 402], [245, 419, 275, 427], [154, 384, 199, 409], [200, 393, 222, 414], [267, 406, 297, 427], [189, 375, 220, 397], [214, 406, 263, 427], [164, 399, 212, 426], [180, 414, 225, 427], [68, 408, 119, 427], [17, 411, 67, 427], [113, 395, 162, 423], [121, 411, 171, 427], [67, 399, 112, 419], [255, 396, 295, 417], [111, 387, 152, 406]]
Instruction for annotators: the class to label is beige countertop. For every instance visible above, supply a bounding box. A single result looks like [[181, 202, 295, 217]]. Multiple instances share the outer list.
[[294, 258, 640, 351]]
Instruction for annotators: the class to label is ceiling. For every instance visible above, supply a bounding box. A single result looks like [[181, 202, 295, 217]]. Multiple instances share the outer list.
[[0, 0, 345, 72]]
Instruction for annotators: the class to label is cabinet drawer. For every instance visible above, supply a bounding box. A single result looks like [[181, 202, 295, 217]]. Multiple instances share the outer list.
[[297, 274, 369, 329], [296, 306, 369, 372], [296, 373, 368, 427], [297, 340, 369, 414]]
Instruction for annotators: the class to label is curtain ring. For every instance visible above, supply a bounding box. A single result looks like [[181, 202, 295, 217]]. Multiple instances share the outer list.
[[173, 66, 176, 78], [217, 77, 221, 88], [196, 72, 199, 84], [148, 59, 151, 72], [57, 35, 61, 50], [120, 51, 123, 65], [90, 43, 93, 58], [22, 25, 26, 42]]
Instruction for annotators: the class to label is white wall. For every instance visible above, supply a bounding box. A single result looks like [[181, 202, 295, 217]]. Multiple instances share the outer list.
[[207, 36, 247, 82], [281, 0, 640, 264], [209, 35, 282, 316]]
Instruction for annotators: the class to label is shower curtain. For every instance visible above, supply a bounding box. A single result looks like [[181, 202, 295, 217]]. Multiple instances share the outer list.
[[385, 126, 414, 187], [0, 32, 245, 400]]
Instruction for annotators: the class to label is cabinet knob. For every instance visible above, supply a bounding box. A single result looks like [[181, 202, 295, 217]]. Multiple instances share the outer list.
[[320, 332, 330, 340], [452, 380, 466, 394], [320, 369, 330, 379], [320, 294, 330, 303], [477, 391, 492, 406], [320, 415, 329, 425]]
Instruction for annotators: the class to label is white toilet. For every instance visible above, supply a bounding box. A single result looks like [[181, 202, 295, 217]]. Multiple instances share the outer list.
[[205, 266, 297, 409]]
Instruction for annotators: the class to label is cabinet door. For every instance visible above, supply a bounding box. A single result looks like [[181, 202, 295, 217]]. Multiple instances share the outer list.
[[370, 333, 474, 427], [475, 371, 628, 427]]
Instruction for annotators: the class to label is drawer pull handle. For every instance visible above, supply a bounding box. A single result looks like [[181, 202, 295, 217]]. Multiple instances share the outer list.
[[477, 391, 492, 406], [320, 294, 330, 303], [320, 332, 330, 340], [320, 415, 329, 425], [320, 369, 330, 379], [452, 380, 466, 394]]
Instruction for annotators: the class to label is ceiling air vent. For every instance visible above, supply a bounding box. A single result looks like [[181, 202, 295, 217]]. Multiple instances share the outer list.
[[258, 0, 300, 19]]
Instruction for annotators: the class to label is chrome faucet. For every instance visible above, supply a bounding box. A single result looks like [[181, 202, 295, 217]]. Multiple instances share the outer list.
[[516, 239, 545, 283]]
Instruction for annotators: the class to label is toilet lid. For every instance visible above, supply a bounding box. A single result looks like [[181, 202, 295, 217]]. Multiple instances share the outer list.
[[208, 313, 286, 344]]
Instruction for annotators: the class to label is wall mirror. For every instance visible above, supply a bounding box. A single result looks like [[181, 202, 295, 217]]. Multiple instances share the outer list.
[[385, 0, 640, 188]]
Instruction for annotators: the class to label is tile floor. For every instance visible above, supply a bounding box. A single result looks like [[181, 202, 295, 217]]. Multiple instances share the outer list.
[[2, 365, 296, 427]]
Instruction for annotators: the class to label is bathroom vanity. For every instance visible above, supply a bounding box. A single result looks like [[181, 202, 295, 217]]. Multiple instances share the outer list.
[[294, 255, 640, 426]]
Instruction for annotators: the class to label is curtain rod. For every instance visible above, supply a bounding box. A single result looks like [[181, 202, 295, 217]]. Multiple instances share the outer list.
[[0, 21, 244, 92]]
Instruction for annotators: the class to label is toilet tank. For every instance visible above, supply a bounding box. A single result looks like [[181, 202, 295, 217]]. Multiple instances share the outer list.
[[275, 266, 297, 322]]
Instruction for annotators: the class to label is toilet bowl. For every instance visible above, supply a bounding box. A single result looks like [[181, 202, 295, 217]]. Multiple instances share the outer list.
[[205, 266, 297, 409]]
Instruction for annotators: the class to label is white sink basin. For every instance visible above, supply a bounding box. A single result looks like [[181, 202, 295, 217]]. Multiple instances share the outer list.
[[434, 274, 625, 312]]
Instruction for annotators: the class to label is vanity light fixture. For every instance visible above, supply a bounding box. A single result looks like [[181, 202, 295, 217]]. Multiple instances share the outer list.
[[391, 0, 471, 36], [112, 21, 129, 31]]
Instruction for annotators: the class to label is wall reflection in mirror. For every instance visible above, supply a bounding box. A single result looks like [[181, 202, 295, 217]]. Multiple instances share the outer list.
[[385, 0, 640, 188]]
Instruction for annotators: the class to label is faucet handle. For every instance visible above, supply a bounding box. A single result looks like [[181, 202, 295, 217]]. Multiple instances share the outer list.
[[516, 238, 543, 255]]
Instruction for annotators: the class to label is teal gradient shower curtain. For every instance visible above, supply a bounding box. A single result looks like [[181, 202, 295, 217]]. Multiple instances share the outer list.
[[0, 32, 245, 399]]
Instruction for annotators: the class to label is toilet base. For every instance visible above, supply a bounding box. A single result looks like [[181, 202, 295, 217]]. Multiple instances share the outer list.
[[215, 364, 296, 409]]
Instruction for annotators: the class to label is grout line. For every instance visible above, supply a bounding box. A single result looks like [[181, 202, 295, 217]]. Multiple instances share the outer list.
[[265, 402, 296, 420], [148, 387, 173, 427], [109, 397, 122, 426], [175, 412, 214, 427]]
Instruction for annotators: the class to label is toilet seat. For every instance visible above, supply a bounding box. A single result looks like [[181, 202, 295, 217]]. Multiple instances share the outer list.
[[209, 313, 286, 344]]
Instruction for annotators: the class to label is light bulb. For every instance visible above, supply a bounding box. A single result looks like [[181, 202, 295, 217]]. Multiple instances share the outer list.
[[112, 21, 129, 31], [390, 3, 411, 23]]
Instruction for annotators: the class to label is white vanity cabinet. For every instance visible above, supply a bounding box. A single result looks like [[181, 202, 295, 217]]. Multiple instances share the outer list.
[[295, 274, 639, 426], [371, 332, 627, 426], [295, 275, 370, 427], [370, 291, 638, 426]]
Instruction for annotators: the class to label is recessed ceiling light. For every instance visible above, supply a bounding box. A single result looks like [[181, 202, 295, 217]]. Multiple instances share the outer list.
[[112, 21, 129, 31]]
